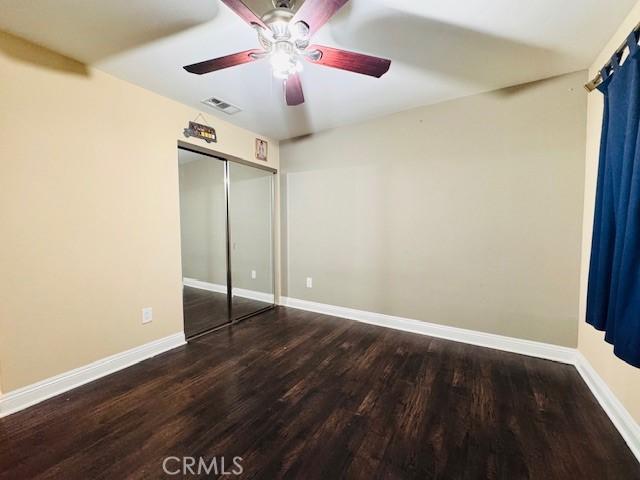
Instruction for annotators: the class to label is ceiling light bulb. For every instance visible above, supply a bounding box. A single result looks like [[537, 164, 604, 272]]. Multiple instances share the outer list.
[[270, 51, 293, 78], [270, 41, 299, 79], [271, 50, 291, 70]]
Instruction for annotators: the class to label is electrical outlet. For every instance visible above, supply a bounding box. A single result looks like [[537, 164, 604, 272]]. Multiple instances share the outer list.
[[251, 270, 257, 280], [142, 307, 153, 324], [306, 277, 313, 288]]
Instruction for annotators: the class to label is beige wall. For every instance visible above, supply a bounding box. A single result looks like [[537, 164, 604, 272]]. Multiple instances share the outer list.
[[0, 31, 279, 394], [281, 70, 587, 347], [578, 1, 640, 423]]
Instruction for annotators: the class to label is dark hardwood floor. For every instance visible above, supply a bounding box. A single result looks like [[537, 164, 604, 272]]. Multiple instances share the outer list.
[[183, 286, 272, 338], [1, 307, 638, 479], [183, 286, 230, 337]]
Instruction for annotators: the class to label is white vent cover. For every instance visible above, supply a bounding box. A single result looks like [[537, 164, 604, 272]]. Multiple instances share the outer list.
[[201, 97, 241, 115]]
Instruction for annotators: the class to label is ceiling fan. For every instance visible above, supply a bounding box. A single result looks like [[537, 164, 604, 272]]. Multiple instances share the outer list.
[[183, 0, 391, 106]]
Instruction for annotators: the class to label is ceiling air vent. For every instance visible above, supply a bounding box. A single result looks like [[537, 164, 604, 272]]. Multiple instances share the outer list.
[[201, 97, 241, 115]]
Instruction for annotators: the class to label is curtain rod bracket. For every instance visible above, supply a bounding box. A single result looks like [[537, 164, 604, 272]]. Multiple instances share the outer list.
[[585, 20, 640, 93]]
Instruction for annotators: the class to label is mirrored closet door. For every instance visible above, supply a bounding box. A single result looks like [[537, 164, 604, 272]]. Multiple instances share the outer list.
[[228, 162, 274, 320], [178, 143, 275, 339], [178, 149, 230, 337]]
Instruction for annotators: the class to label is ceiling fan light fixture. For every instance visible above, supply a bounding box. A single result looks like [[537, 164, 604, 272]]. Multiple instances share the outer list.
[[291, 21, 310, 42], [270, 20, 290, 39], [270, 41, 302, 79], [184, 0, 391, 105]]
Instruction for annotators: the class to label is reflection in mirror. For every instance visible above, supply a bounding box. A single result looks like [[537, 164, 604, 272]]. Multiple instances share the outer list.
[[178, 149, 229, 337], [228, 162, 274, 320]]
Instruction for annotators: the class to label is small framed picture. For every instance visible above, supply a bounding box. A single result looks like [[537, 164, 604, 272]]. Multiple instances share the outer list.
[[255, 138, 268, 161]]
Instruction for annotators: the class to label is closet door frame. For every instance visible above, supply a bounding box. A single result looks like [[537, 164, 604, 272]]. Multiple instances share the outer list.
[[177, 140, 277, 333]]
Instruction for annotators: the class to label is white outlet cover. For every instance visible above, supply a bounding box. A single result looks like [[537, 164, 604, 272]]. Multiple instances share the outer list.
[[142, 307, 153, 324], [251, 270, 257, 279], [306, 277, 313, 288]]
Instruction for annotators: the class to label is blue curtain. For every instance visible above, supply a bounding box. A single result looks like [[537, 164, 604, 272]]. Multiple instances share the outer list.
[[587, 31, 640, 368]]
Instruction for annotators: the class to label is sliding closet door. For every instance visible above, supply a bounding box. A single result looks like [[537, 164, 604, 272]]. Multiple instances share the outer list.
[[178, 149, 230, 337], [228, 162, 274, 320]]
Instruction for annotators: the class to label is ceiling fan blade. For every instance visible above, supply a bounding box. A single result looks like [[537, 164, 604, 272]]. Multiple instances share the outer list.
[[183, 49, 264, 75], [306, 44, 391, 78], [291, 0, 349, 37], [284, 73, 305, 106], [220, 0, 268, 30]]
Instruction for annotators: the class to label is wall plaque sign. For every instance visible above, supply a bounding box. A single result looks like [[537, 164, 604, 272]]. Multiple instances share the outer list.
[[183, 121, 217, 144]]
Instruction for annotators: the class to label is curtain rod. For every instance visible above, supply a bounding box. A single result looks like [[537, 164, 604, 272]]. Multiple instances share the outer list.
[[585, 20, 640, 92]]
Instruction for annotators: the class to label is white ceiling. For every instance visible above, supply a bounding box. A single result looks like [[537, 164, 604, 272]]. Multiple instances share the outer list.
[[0, 0, 636, 140]]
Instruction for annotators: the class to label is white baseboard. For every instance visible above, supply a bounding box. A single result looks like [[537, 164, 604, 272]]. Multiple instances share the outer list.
[[279, 297, 577, 364], [0, 332, 185, 418], [233, 287, 274, 304], [575, 352, 640, 461], [183, 277, 227, 294], [280, 296, 640, 463], [184, 278, 274, 304]]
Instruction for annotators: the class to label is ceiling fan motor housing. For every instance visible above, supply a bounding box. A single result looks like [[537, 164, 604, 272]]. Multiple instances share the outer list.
[[272, 0, 294, 10], [261, 8, 294, 39], [259, 7, 311, 53]]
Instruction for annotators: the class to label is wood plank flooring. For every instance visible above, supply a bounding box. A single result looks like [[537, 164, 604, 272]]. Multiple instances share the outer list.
[[183, 286, 272, 338], [0, 307, 638, 479]]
